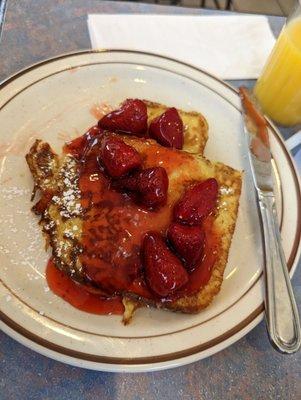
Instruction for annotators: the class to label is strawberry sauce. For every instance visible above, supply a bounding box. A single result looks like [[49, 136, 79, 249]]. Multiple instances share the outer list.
[[46, 259, 124, 315], [126, 217, 219, 302], [47, 127, 220, 314], [77, 134, 173, 295]]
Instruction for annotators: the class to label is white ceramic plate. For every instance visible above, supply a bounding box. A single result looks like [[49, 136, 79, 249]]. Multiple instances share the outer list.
[[0, 50, 300, 372]]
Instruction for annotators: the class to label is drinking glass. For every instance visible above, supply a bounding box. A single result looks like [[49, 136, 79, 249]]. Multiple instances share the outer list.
[[254, 2, 301, 126]]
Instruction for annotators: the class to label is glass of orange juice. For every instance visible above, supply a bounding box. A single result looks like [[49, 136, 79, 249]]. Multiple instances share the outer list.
[[254, 2, 301, 126]]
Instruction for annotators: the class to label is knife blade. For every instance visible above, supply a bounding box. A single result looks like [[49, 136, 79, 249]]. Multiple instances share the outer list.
[[239, 87, 273, 191], [239, 86, 301, 354]]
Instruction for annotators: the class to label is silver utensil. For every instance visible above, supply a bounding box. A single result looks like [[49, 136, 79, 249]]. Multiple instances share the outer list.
[[239, 86, 301, 354]]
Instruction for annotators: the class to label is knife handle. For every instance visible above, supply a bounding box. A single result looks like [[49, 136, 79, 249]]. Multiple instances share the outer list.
[[258, 191, 301, 353]]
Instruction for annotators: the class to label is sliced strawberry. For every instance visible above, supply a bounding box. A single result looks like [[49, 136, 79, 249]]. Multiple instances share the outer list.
[[100, 136, 142, 178], [114, 173, 138, 192], [98, 99, 148, 136], [167, 223, 205, 271], [174, 178, 218, 225], [64, 126, 102, 159], [115, 166, 169, 209], [149, 107, 184, 149], [142, 231, 188, 297], [137, 167, 168, 209]]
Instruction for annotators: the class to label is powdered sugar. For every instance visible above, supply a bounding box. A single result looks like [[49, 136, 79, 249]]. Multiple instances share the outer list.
[[54, 156, 83, 218], [219, 186, 234, 196]]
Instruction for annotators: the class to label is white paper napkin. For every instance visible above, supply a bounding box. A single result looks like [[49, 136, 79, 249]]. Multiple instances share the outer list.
[[88, 14, 276, 80]]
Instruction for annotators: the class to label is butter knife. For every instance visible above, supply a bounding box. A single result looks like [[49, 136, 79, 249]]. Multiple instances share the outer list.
[[239, 87, 301, 354]]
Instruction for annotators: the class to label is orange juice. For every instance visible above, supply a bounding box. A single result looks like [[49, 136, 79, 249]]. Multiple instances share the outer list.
[[254, 17, 301, 126]]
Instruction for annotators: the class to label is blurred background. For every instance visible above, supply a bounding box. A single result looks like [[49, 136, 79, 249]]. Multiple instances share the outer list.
[[122, 0, 297, 16]]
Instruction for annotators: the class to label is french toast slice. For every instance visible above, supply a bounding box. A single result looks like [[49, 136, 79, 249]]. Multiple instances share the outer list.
[[120, 136, 242, 313], [26, 140, 84, 282], [145, 100, 208, 154], [26, 135, 241, 320]]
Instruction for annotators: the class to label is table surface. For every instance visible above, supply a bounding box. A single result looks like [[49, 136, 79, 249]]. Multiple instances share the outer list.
[[0, 1, 300, 399]]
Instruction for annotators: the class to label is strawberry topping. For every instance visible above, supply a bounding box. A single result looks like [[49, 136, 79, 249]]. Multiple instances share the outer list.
[[136, 167, 169, 209], [174, 178, 218, 225], [98, 99, 148, 137], [142, 231, 188, 297], [100, 136, 142, 178], [149, 107, 184, 149], [64, 126, 102, 159], [167, 223, 205, 271], [117, 166, 169, 209]]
